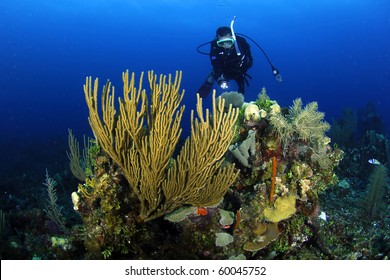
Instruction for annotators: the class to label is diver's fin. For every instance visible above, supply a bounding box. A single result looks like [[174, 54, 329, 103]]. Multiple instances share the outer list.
[[197, 81, 213, 98]]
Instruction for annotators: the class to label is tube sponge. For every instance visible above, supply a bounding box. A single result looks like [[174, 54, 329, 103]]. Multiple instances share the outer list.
[[228, 130, 256, 168]]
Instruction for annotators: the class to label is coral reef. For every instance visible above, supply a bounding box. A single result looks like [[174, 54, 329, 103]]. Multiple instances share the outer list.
[[157, 88, 344, 259], [69, 70, 240, 257], [83, 70, 239, 222], [6, 82, 389, 260]]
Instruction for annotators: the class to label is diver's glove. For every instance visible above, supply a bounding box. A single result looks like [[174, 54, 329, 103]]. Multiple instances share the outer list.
[[217, 75, 228, 89]]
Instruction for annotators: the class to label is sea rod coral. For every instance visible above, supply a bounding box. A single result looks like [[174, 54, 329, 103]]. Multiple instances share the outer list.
[[82, 70, 239, 222]]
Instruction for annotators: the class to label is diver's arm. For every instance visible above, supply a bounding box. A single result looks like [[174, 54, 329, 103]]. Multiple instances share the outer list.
[[210, 47, 224, 79]]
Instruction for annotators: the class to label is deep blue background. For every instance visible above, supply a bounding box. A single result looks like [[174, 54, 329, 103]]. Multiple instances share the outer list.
[[0, 0, 389, 177]]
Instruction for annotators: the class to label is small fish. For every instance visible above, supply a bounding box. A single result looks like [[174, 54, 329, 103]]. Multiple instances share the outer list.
[[196, 207, 208, 216], [368, 158, 381, 165]]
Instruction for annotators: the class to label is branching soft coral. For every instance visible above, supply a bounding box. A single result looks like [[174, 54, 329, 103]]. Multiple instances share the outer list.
[[83, 70, 240, 222], [269, 98, 331, 167], [290, 99, 330, 142], [271, 98, 329, 143]]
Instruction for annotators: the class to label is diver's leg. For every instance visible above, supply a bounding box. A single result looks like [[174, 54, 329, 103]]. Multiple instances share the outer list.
[[236, 77, 245, 95], [197, 72, 215, 98]]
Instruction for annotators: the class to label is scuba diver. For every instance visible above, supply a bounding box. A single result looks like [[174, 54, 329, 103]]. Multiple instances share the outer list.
[[197, 25, 253, 98], [197, 16, 282, 98]]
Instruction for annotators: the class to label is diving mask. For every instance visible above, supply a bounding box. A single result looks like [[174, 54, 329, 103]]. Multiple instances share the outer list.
[[217, 37, 235, 48]]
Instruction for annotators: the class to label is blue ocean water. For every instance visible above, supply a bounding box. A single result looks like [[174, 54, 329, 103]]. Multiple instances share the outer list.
[[0, 0, 389, 175]]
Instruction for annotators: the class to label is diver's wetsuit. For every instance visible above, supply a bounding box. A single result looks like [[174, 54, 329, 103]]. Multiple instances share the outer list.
[[198, 36, 253, 98]]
